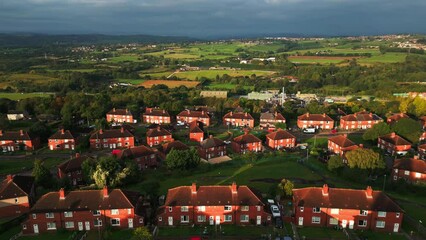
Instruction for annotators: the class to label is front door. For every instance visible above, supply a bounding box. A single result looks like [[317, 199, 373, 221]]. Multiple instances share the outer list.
[[168, 216, 173, 226], [298, 217, 303, 226], [33, 224, 39, 234], [342, 220, 347, 228], [85, 221, 90, 230], [349, 220, 354, 229], [256, 216, 261, 225], [209, 216, 214, 225], [394, 223, 400, 232], [215, 216, 220, 225], [128, 218, 133, 229], [78, 222, 83, 231]]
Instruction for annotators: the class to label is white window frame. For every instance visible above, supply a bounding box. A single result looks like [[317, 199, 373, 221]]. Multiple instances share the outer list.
[[313, 207, 321, 213], [197, 215, 206, 222], [224, 215, 232, 222], [300, 207, 304, 212], [329, 218, 338, 225], [181, 206, 189, 212], [65, 221, 75, 229], [330, 208, 339, 214], [45, 213, 54, 219], [111, 209, 119, 215], [396, 212, 400, 218], [111, 218, 120, 226], [241, 206, 249, 211], [376, 221, 385, 228], [94, 219, 102, 227], [378, 211, 387, 217], [358, 220, 367, 227], [198, 206, 205, 212], [180, 215, 189, 223], [32, 214, 36, 219], [360, 210, 368, 216], [168, 207, 173, 212], [312, 216, 321, 224], [64, 211, 73, 218], [240, 215, 249, 222], [224, 205, 232, 211], [93, 210, 101, 216], [46, 222, 56, 230]]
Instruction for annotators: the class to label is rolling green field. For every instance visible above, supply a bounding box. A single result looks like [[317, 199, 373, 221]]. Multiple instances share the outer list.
[[206, 82, 254, 90], [0, 92, 54, 100], [174, 69, 276, 80], [108, 54, 145, 63]]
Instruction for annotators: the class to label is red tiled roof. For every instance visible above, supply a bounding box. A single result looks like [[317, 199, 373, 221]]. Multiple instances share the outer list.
[[0, 175, 34, 200], [260, 112, 286, 121], [233, 133, 261, 144], [418, 144, 426, 151], [266, 129, 295, 141], [387, 113, 409, 122], [146, 127, 172, 138], [177, 110, 209, 118], [223, 112, 254, 120], [341, 112, 382, 122], [143, 108, 170, 117], [200, 136, 225, 149], [162, 140, 189, 154], [164, 183, 264, 206], [379, 133, 411, 146], [90, 128, 134, 139], [30, 188, 139, 213], [117, 145, 155, 159], [0, 130, 32, 141], [393, 158, 426, 174], [189, 121, 204, 133], [298, 113, 333, 122], [107, 108, 132, 116], [58, 154, 91, 173], [328, 135, 356, 148], [49, 129, 74, 140], [293, 186, 402, 212]]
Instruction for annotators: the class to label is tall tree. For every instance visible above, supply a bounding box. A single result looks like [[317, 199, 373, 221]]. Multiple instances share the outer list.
[[392, 118, 422, 143], [132, 227, 153, 240], [362, 122, 392, 141], [165, 147, 201, 170], [327, 155, 345, 172], [278, 178, 294, 197], [345, 148, 385, 171], [32, 159, 52, 188]]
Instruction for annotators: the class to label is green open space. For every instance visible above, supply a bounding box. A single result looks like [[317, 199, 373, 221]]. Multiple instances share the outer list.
[[158, 225, 277, 238], [108, 54, 145, 63], [0, 157, 61, 175], [297, 226, 347, 239], [19, 231, 74, 240], [206, 82, 254, 91], [174, 69, 276, 80], [0, 226, 21, 240], [0, 92, 54, 100], [355, 230, 407, 240]]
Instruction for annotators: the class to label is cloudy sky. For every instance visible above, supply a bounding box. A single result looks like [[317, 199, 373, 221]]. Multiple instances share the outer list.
[[0, 0, 425, 38]]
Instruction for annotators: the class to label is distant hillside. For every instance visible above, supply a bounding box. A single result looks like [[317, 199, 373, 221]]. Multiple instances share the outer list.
[[0, 33, 197, 47]]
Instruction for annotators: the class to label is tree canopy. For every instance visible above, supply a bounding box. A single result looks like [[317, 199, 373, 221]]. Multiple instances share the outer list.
[[362, 122, 392, 141], [345, 148, 385, 170], [392, 118, 422, 143], [327, 155, 345, 172], [165, 147, 201, 170], [278, 178, 294, 197]]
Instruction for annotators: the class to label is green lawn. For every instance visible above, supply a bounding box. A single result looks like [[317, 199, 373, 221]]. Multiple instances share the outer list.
[[0, 157, 62, 175], [19, 231, 74, 240], [174, 70, 275, 80], [355, 230, 407, 240], [297, 226, 347, 239], [0, 92, 54, 100], [0, 226, 21, 240], [116, 79, 145, 85], [206, 83, 254, 91], [158, 225, 275, 237], [85, 229, 133, 240], [108, 54, 145, 63]]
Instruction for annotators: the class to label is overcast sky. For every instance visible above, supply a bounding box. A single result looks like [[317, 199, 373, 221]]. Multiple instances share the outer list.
[[0, 0, 425, 38]]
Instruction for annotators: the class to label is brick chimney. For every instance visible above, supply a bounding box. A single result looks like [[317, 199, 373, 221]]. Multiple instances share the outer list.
[[0, 130, 3, 136], [400, 113, 404, 117], [187, 109, 190, 114], [369, 113, 373, 118], [75, 153, 80, 158], [306, 112, 310, 118], [126, 109, 129, 114], [391, 132, 396, 138], [6, 174, 13, 182], [322, 113, 326, 118], [245, 112, 248, 117], [103, 186, 109, 198], [359, 144, 364, 148], [231, 182, 237, 194], [230, 111, 233, 116], [99, 129, 103, 134], [113, 108, 116, 112], [191, 183, 197, 195], [209, 135, 213, 139], [322, 184, 329, 196], [61, 129, 65, 134], [365, 186, 373, 199], [19, 130, 24, 136], [156, 126, 161, 131], [120, 127, 124, 133], [201, 111, 205, 115], [59, 188, 65, 200], [343, 133, 347, 138], [413, 155, 419, 160]]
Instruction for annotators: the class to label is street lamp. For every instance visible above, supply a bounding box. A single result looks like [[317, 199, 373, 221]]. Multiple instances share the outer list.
[[382, 174, 387, 191]]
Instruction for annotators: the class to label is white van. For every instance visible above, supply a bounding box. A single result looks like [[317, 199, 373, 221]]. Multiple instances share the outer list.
[[303, 128, 316, 134]]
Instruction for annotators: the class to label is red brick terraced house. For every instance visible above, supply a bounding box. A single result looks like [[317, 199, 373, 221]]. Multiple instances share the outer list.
[[22, 187, 144, 234], [0, 130, 40, 152], [146, 126, 173, 147], [157, 183, 272, 226], [293, 185, 404, 233], [386, 113, 410, 125], [117, 145, 158, 170], [339, 111, 383, 130], [57, 153, 93, 186], [142, 108, 171, 125], [106, 108, 134, 124], [223, 112, 255, 128], [177, 110, 210, 127], [418, 144, 426, 160], [231, 132, 262, 154], [265, 129, 296, 150], [0, 175, 35, 219], [48, 129, 76, 151], [189, 121, 204, 143], [421, 116, 426, 129], [198, 135, 227, 160], [89, 128, 135, 149], [392, 156, 426, 183], [260, 112, 286, 130], [378, 132, 411, 156], [328, 134, 359, 157], [419, 131, 426, 142], [297, 113, 334, 130]]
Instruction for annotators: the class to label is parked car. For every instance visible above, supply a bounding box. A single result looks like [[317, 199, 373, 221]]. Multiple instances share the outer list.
[[274, 217, 283, 228], [270, 205, 281, 218], [303, 128, 316, 134]]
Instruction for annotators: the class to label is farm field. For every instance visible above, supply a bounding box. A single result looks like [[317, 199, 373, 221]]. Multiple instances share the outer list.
[[138, 80, 200, 88], [0, 92, 54, 100], [116, 78, 145, 85], [108, 54, 145, 63], [173, 69, 276, 80], [287, 55, 359, 64], [206, 82, 254, 90]]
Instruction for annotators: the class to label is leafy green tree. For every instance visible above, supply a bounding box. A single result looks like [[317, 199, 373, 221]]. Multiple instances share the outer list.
[[132, 227, 152, 240], [392, 118, 422, 143], [278, 178, 294, 197], [90, 157, 137, 188], [362, 122, 392, 141], [165, 147, 201, 170], [327, 155, 345, 171], [29, 121, 52, 143], [32, 159, 52, 188], [346, 148, 385, 170], [275, 123, 287, 130]]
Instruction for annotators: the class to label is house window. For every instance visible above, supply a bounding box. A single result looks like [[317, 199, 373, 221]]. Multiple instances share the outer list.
[[313, 207, 321, 213], [45, 213, 54, 218], [257, 206, 261, 211], [415, 172, 421, 178], [396, 212, 400, 218], [181, 215, 189, 223], [300, 207, 304, 212], [360, 210, 368, 216], [93, 210, 101, 216], [111, 219, 120, 226], [376, 221, 385, 228], [311, 217, 321, 224], [14, 198, 18, 204], [22, 224, 27, 230], [241, 206, 249, 211], [47, 222, 56, 230], [358, 220, 367, 227], [198, 206, 205, 212], [168, 207, 172, 212], [94, 219, 102, 227], [224, 206, 232, 211], [64, 211, 73, 218], [158, 217, 162, 222], [404, 171, 409, 175], [330, 208, 339, 214], [225, 215, 232, 222], [111, 209, 119, 215], [329, 218, 338, 225], [127, 209, 131, 214], [181, 206, 189, 212], [378, 211, 387, 217], [240, 215, 249, 222], [65, 221, 75, 229], [197, 215, 206, 222], [139, 218, 143, 224], [32, 214, 36, 219]]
